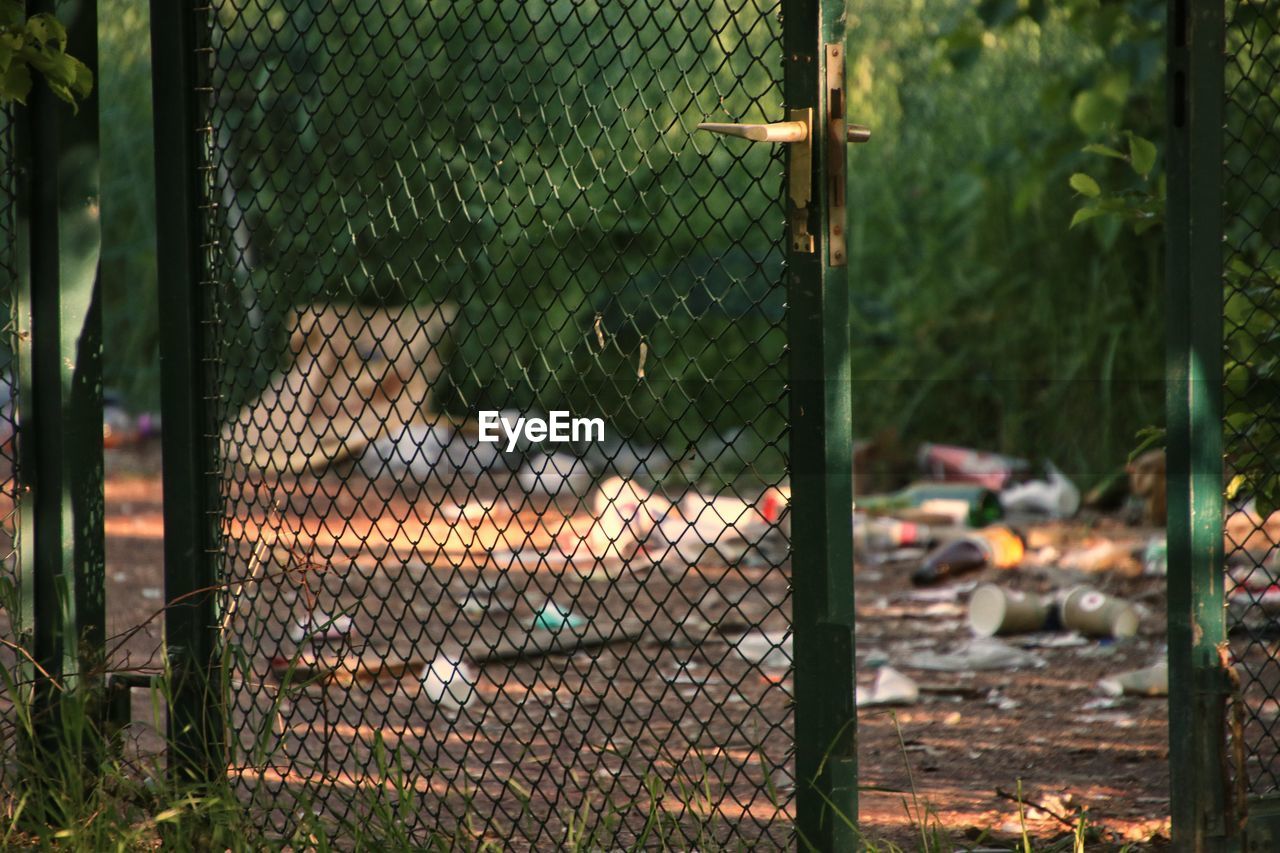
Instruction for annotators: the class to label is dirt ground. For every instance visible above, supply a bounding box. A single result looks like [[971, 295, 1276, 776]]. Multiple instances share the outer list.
[[102, 442, 1171, 849]]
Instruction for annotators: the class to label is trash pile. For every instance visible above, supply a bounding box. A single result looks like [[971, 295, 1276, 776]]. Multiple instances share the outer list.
[[851, 442, 1172, 707]]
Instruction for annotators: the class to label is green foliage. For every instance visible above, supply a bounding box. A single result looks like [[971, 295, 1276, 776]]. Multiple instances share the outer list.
[[100, 0, 159, 405], [97, 0, 1172, 480], [0, 1, 92, 109], [844, 0, 1164, 482], [1222, 4, 1280, 515], [205, 0, 784, 456]]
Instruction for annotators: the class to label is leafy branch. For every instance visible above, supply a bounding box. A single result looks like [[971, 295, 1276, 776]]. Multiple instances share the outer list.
[[1068, 131, 1163, 234], [0, 1, 93, 110]]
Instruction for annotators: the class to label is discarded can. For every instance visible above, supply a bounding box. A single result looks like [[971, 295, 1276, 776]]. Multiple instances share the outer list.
[[856, 482, 1003, 528], [917, 443, 1031, 491], [1060, 587, 1140, 639], [967, 584, 1053, 636], [910, 526, 1025, 586]]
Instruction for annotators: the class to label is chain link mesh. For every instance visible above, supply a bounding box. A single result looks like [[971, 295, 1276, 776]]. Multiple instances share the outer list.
[[197, 0, 793, 844], [0, 106, 22, 780], [1223, 0, 1280, 799]]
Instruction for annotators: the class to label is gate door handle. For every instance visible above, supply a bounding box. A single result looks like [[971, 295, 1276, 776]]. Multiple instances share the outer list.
[[696, 119, 808, 143], [697, 108, 816, 252]]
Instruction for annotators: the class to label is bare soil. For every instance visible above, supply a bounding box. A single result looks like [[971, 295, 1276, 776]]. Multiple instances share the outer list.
[[102, 443, 1170, 849]]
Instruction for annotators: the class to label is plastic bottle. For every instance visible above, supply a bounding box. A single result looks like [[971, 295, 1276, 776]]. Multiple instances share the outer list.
[[910, 525, 1025, 586], [854, 515, 936, 552]]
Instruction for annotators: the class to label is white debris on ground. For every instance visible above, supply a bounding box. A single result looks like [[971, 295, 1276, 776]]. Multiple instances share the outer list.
[[420, 654, 479, 714], [856, 666, 920, 707], [287, 611, 353, 644]]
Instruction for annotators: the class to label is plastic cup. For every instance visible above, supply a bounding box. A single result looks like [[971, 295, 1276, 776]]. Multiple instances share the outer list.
[[967, 583, 1051, 636], [1060, 586, 1140, 639]]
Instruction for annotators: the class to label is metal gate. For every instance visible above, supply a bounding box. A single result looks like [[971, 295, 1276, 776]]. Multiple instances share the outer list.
[[1168, 0, 1280, 849], [150, 0, 860, 846]]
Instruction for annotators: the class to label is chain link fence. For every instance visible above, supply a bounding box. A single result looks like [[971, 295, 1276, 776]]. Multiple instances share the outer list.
[[197, 0, 794, 845], [1222, 0, 1280, 800], [0, 105, 23, 781]]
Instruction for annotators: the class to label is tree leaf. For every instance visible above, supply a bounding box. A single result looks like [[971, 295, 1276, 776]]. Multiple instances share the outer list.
[[1070, 89, 1120, 135], [1226, 473, 1249, 501], [1070, 205, 1105, 228], [0, 58, 30, 104], [1082, 143, 1126, 159], [24, 13, 66, 50], [1128, 134, 1157, 177], [1069, 173, 1101, 198]]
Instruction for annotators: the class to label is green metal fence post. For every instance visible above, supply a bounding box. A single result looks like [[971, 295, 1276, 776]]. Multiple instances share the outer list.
[[1166, 0, 1231, 848], [789, 0, 857, 848], [14, 0, 104, 755], [150, 0, 224, 785]]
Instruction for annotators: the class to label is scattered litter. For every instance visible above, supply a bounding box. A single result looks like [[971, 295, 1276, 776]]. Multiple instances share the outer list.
[[360, 422, 450, 479], [967, 584, 1054, 636], [732, 630, 792, 672], [458, 591, 495, 617], [1229, 584, 1280, 619], [269, 651, 424, 690], [917, 443, 1030, 491], [112, 572, 127, 583], [533, 600, 586, 633], [856, 666, 919, 707], [862, 649, 890, 668], [986, 690, 1020, 711], [1081, 696, 1124, 711], [911, 526, 1025, 586], [645, 487, 788, 563], [476, 621, 642, 663], [857, 481, 1003, 528], [287, 612, 353, 644], [899, 582, 978, 603], [1060, 587, 1140, 639], [903, 637, 1042, 672], [1227, 504, 1280, 555], [1060, 539, 1142, 577], [588, 475, 671, 560], [517, 451, 592, 496], [854, 515, 941, 554], [1098, 661, 1168, 697], [141, 587, 162, 601], [1013, 632, 1089, 649], [1142, 535, 1167, 576], [420, 654, 478, 713], [1000, 461, 1080, 518]]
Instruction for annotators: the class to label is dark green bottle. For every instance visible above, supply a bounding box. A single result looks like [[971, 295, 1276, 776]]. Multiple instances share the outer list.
[[854, 482, 1003, 528]]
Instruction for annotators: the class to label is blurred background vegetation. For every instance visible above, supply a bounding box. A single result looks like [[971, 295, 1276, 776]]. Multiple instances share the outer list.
[[99, 0, 1164, 486]]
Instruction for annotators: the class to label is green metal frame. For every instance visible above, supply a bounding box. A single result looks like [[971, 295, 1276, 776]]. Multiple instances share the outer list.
[[1166, 0, 1233, 849], [149, 0, 225, 786], [13, 0, 104, 754], [788, 0, 858, 848], [151, 0, 856, 841]]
